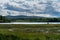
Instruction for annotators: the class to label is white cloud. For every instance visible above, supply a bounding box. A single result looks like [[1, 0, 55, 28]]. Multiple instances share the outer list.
[[53, 2, 60, 12], [0, 0, 8, 3], [32, 14, 57, 17], [0, 10, 8, 16], [0, 0, 60, 18]]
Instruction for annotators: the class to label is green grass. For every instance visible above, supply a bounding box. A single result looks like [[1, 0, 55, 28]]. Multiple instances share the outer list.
[[0, 24, 60, 40], [0, 24, 60, 28], [0, 29, 60, 40]]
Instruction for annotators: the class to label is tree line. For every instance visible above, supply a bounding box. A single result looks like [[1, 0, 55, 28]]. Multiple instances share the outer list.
[[0, 15, 60, 22], [0, 15, 11, 22], [15, 18, 60, 22]]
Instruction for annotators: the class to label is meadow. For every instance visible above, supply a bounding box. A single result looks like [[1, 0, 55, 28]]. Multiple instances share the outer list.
[[0, 24, 60, 40]]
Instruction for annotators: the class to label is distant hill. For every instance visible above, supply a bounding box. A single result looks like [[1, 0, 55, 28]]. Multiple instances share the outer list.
[[6, 15, 45, 19]]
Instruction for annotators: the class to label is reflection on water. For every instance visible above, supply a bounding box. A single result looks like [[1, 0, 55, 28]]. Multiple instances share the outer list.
[[0, 22, 60, 24]]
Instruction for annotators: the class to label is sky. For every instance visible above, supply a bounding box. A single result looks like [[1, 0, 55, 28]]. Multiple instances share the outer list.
[[0, 0, 60, 18]]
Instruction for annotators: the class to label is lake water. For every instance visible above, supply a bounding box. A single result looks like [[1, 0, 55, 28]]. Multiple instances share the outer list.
[[0, 22, 60, 24]]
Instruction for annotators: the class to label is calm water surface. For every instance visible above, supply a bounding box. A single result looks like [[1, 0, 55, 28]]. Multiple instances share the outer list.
[[0, 22, 60, 24]]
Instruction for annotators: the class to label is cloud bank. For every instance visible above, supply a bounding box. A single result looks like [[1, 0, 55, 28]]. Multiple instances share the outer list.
[[0, 0, 60, 18]]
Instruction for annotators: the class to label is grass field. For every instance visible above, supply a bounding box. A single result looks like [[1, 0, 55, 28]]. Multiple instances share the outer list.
[[0, 24, 60, 40]]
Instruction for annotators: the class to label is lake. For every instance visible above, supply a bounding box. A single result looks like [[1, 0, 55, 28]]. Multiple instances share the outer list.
[[0, 22, 60, 24]]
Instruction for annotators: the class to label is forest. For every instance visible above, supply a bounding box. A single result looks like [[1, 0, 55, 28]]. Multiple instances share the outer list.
[[0, 15, 11, 22], [14, 17, 60, 22], [0, 15, 60, 22]]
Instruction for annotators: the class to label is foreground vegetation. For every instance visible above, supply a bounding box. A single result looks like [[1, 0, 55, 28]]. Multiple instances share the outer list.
[[0, 32, 60, 40], [0, 24, 60, 40]]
